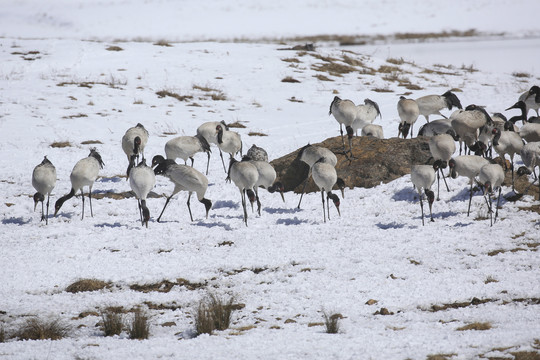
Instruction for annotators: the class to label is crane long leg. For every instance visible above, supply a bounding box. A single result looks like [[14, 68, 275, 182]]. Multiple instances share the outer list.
[[436, 171, 441, 201], [256, 189, 262, 216], [219, 149, 227, 173], [419, 194, 425, 226], [137, 199, 143, 224], [467, 181, 474, 217], [40, 198, 45, 223], [326, 192, 331, 221], [494, 187, 502, 224], [511, 156, 516, 192], [89, 188, 94, 218], [339, 124, 345, 149], [81, 189, 85, 220], [45, 194, 50, 225], [157, 195, 174, 222], [241, 189, 248, 226], [186, 192, 194, 222], [297, 168, 312, 209], [206, 152, 211, 175], [440, 169, 450, 192], [321, 190, 326, 223]]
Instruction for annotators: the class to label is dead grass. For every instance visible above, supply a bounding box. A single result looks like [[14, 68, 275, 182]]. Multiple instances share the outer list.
[[248, 132, 268, 137], [130, 278, 204, 293], [156, 90, 193, 102], [461, 64, 479, 73], [228, 121, 247, 128], [153, 40, 172, 47], [488, 247, 527, 256], [281, 57, 300, 63], [50, 141, 72, 148], [323, 312, 343, 334], [378, 65, 401, 73], [313, 74, 333, 81], [387, 57, 405, 65], [0, 324, 5, 343], [100, 310, 124, 337], [426, 354, 456, 360], [128, 309, 150, 340], [81, 140, 103, 145], [429, 297, 494, 312], [195, 293, 236, 336], [484, 276, 499, 284], [282, 76, 300, 83], [16, 317, 70, 340], [456, 322, 492, 331], [512, 72, 531, 78], [372, 87, 394, 93], [66, 279, 110, 293], [63, 113, 88, 119], [193, 84, 228, 101], [105, 46, 123, 51]]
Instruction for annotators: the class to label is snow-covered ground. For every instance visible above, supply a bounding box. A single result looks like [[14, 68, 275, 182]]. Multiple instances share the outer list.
[[1, 1, 540, 359]]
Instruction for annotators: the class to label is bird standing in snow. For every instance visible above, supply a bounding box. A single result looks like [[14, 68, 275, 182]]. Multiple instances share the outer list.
[[416, 90, 462, 123], [428, 133, 456, 200], [129, 157, 156, 227], [242, 156, 284, 216], [478, 163, 505, 226], [122, 123, 149, 179], [312, 157, 341, 223], [491, 127, 523, 192], [448, 155, 491, 216], [216, 124, 242, 173], [411, 162, 440, 225], [227, 158, 259, 226], [152, 155, 212, 223], [164, 134, 211, 173], [517, 141, 540, 200], [32, 156, 56, 225], [329, 96, 357, 155], [54, 148, 105, 220]]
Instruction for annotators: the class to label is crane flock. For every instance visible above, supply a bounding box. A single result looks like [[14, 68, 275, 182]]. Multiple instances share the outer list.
[[32, 85, 540, 228]]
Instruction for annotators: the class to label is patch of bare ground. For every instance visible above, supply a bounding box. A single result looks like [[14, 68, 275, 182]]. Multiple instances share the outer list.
[[156, 90, 193, 102], [105, 46, 123, 51], [62, 113, 88, 119], [66, 279, 110, 293], [50, 141, 72, 148], [282, 76, 300, 83], [130, 278, 205, 293], [81, 140, 103, 145], [456, 322, 492, 331], [427, 354, 457, 360], [228, 121, 247, 128]]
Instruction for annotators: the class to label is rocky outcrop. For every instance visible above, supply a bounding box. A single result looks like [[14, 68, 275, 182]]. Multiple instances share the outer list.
[[270, 136, 432, 194]]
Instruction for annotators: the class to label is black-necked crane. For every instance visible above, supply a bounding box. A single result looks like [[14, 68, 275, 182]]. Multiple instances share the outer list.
[[216, 124, 242, 173], [32, 156, 56, 225], [519, 87, 540, 117], [478, 163, 505, 226], [351, 98, 382, 135], [411, 162, 440, 225], [397, 96, 420, 139], [152, 155, 212, 223], [129, 157, 156, 227], [242, 156, 284, 215], [246, 144, 269, 162], [122, 123, 148, 179], [428, 133, 456, 200], [296, 144, 338, 209], [517, 141, 540, 200], [312, 157, 341, 223], [416, 90, 462, 123], [519, 122, 540, 143], [227, 158, 259, 226], [164, 134, 211, 174], [329, 96, 356, 154], [523, 85, 540, 115], [54, 148, 105, 220], [448, 155, 491, 216], [491, 127, 523, 192], [196, 120, 228, 174], [361, 124, 384, 139]]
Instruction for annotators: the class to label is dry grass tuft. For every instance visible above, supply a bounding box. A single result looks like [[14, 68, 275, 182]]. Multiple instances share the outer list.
[[484, 275, 499, 284], [100, 310, 124, 337], [195, 293, 236, 336], [106, 46, 123, 51], [372, 87, 394, 93], [228, 121, 247, 128], [81, 140, 103, 145], [66, 279, 110, 293], [456, 322, 492, 331], [387, 57, 405, 65], [0, 324, 5, 343], [128, 309, 150, 340], [281, 76, 300, 83], [156, 90, 193, 102], [426, 354, 457, 360], [50, 141, 72, 148], [323, 312, 342, 334], [153, 40, 172, 47], [248, 132, 268, 137], [512, 72, 531, 78], [16, 317, 70, 340], [378, 65, 401, 73], [281, 58, 300, 63], [313, 74, 333, 81]]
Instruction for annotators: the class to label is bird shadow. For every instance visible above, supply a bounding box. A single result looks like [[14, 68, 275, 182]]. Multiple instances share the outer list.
[[98, 176, 123, 183], [95, 222, 128, 228], [194, 220, 232, 231], [391, 187, 416, 202], [375, 222, 412, 229], [276, 217, 309, 225], [264, 207, 302, 215], [212, 200, 239, 210], [2, 217, 31, 225]]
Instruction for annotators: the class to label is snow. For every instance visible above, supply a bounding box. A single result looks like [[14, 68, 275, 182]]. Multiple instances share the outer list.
[[1, 1, 540, 359]]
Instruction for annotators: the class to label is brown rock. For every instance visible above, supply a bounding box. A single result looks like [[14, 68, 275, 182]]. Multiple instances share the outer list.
[[270, 136, 432, 193]]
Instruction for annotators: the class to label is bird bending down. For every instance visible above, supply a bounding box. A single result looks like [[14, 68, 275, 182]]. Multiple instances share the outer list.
[[448, 155, 491, 216], [519, 87, 540, 117], [196, 120, 229, 174], [296, 144, 341, 209], [517, 141, 540, 200], [416, 90, 462, 123], [216, 124, 242, 173], [164, 134, 211, 174], [397, 96, 420, 139], [491, 128, 523, 192], [361, 124, 384, 139], [428, 133, 456, 200], [228, 158, 259, 226], [351, 98, 382, 135], [241, 156, 284, 215], [122, 123, 149, 179], [329, 96, 357, 155], [129, 157, 156, 227], [411, 162, 440, 225], [32, 156, 56, 225], [54, 148, 105, 220], [312, 157, 341, 223], [152, 155, 212, 222], [477, 163, 505, 226], [417, 119, 456, 138]]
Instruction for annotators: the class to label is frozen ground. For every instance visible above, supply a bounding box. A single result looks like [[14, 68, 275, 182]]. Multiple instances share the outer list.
[[1, 1, 540, 359]]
